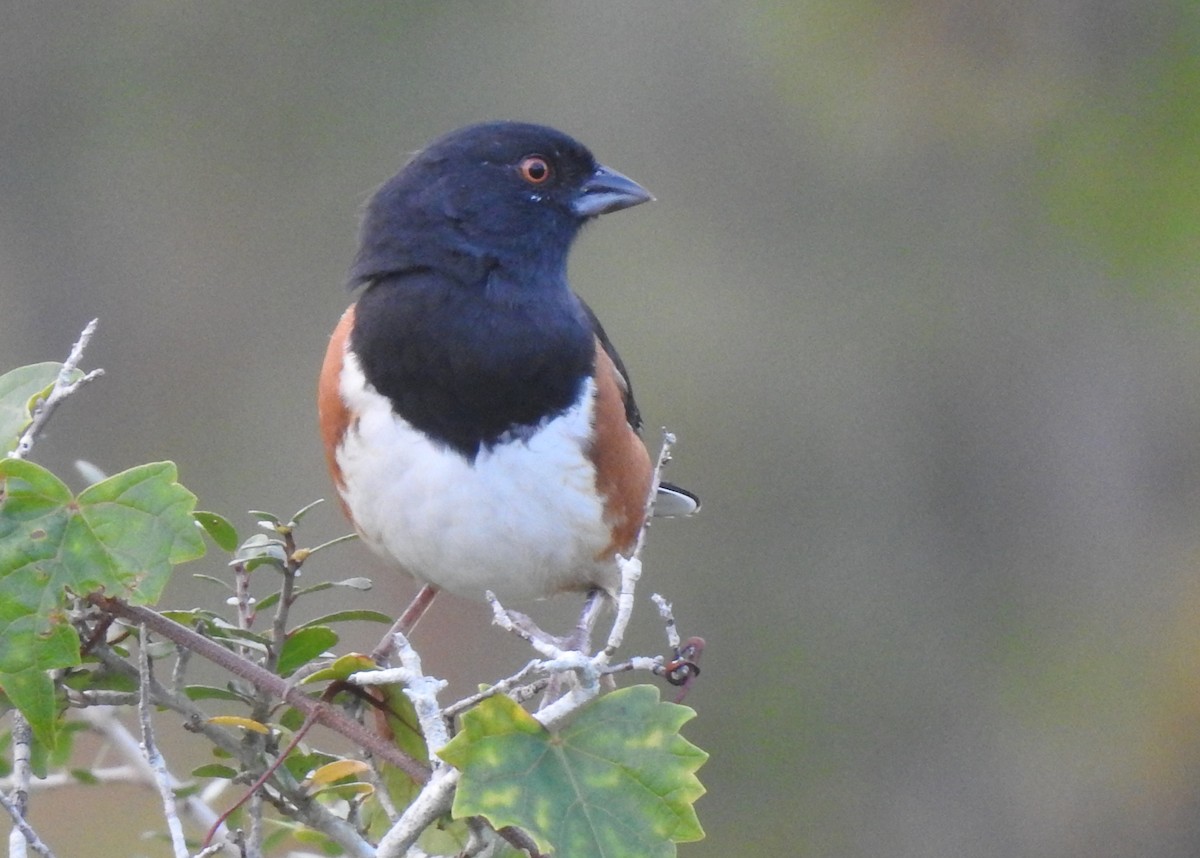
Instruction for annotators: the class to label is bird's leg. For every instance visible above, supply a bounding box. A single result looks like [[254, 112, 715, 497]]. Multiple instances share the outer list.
[[370, 584, 440, 663]]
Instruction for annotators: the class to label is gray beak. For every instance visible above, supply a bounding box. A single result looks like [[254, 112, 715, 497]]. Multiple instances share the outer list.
[[572, 164, 654, 218]]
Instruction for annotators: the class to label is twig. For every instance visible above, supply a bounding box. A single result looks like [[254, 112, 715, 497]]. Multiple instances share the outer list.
[[88, 594, 429, 782], [266, 527, 301, 676], [10, 712, 31, 820], [349, 633, 449, 756], [233, 521, 306, 857], [650, 594, 704, 702], [9, 318, 104, 461], [85, 643, 247, 761], [6, 710, 35, 858], [440, 659, 547, 722], [171, 643, 191, 697], [481, 431, 683, 733], [0, 765, 140, 791], [76, 706, 228, 837], [485, 594, 569, 659], [137, 626, 190, 858], [375, 766, 460, 858], [85, 641, 376, 858], [603, 430, 675, 658], [0, 790, 55, 858]]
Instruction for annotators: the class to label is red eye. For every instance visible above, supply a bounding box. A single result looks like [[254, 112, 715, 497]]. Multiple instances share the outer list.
[[517, 155, 552, 185]]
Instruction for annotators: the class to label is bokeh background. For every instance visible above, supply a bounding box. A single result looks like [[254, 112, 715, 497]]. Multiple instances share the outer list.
[[4, 3, 1200, 855]]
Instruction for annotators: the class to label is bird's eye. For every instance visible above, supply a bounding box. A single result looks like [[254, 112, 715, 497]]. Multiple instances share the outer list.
[[517, 155, 552, 185]]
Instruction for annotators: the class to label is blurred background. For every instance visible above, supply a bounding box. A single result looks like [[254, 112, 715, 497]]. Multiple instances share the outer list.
[[3, 2, 1200, 855]]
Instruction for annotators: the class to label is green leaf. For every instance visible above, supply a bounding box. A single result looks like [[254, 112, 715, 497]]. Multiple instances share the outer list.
[[192, 763, 239, 779], [301, 652, 377, 685], [293, 610, 393, 631], [439, 686, 707, 857], [305, 532, 359, 557], [247, 509, 282, 528], [161, 608, 223, 624], [0, 362, 82, 455], [255, 576, 371, 613], [308, 781, 374, 800], [194, 511, 239, 552], [278, 706, 307, 732], [184, 685, 252, 703], [189, 574, 232, 591], [231, 532, 287, 572], [0, 459, 205, 744], [288, 498, 324, 525], [0, 670, 59, 749], [276, 626, 339, 677]]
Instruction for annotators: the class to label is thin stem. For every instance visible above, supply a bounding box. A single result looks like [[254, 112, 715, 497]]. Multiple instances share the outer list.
[[136, 627, 189, 858], [88, 594, 429, 783], [0, 790, 56, 858], [10, 318, 104, 461]]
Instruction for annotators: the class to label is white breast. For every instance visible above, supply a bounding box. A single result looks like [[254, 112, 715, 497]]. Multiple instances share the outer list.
[[334, 351, 617, 600]]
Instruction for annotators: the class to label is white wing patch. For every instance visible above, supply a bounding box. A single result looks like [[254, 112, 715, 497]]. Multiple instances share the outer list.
[[334, 352, 617, 600]]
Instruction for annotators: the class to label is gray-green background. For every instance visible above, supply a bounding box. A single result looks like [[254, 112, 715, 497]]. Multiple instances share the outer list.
[[4, 3, 1200, 855]]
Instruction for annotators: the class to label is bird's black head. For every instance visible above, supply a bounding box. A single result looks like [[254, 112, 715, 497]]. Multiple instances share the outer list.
[[349, 121, 653, 288]]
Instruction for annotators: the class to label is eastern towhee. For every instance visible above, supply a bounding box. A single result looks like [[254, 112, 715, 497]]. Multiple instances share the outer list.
[[318, 121, 696, 627]]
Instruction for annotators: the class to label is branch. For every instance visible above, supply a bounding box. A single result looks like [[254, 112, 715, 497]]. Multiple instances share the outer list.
[[603, 429, 675, 658], [0, 790, 55, 858], [9, 318, 104, 461], [137, 626, 190, 858], [83, 641, 376, 858], [87, 595, 429, 783], [349, 633, 449, 756], [374, 766, 459, 858], [3, 711, 55, 858]]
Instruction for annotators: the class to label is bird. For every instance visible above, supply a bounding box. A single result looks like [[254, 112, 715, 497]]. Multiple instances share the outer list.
[[318, 121, 697, 632]]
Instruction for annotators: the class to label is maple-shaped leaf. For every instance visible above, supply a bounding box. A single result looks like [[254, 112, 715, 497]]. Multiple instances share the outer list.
[[0, 458, 205, 745], [0, 362, 83, 455], [439, 685, 707, 857]]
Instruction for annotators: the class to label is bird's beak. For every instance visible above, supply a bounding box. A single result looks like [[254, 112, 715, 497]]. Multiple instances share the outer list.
[[572, 164, 655, 218]]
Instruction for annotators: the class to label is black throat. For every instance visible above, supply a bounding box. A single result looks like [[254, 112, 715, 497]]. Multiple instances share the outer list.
[[350, 270, 596, 460]]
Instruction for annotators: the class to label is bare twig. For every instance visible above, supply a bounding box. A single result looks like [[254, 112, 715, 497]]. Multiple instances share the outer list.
[[440, 659, 547, 722], [7, 710, 35, 858], [0, 765, 138, 791], [9, 713, 31, 820], [77, 706, 228, 838], [1, 789, 55, 858], [349, 633, 449, 756], [86, 641, 376, 858], [9, 318, 104, 461], [375, 766, 460, 858], [651, 593, 681, 650], [88, 594, 429, 782], [137, 627, 190, 858], [603, 430, 675, 658], [650, 594, 705, 702], [5, 713, 53, 858]]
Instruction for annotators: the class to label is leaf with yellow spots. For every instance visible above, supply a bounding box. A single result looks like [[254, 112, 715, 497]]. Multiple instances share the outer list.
[[438, 685, 707, 857]]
